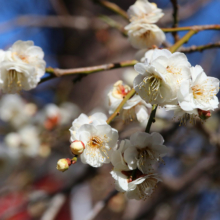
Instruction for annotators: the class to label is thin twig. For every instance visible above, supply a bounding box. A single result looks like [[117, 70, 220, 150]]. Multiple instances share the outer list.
[[106, 88, 136, 124], [99, 15, 127, 36], [93, 0, 129, 21], [180, 41, 220, 53], [170, 0, 179, 42], [162, 24, 220, 32]]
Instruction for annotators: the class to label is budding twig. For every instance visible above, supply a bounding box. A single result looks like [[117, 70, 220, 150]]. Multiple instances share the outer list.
[[93, 0, 129, 21], [170, 0, 179, 42]]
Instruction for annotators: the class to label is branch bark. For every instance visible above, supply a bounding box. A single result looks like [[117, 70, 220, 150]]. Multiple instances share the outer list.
[[170, 0, 179, 42], [180, 42, 220, 53], [40, 60, 137, 84]]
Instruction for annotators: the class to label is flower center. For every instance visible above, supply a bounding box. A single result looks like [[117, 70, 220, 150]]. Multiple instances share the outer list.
[[88, 136, 104, 149], [192, 83, 216, 102], [112, 81, 131, 99], [137, 177, 157, 200], [7, 70, 23, 93], [166, 65, 182, 75], [86, 135, 110, 159], [140, 30, 150, 39], [138, 74, 163, 101]]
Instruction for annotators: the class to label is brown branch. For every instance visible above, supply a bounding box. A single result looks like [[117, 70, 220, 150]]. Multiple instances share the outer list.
[[162, 24, 220, 32], [0, 15, 100, 35], [180, 42, 220, 53], [93, 0, 129, 21], [170, 0, 179, 42], [40, 60, 137, 84]]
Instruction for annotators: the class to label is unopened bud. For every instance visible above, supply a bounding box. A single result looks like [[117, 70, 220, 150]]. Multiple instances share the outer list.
[[70, 141, 85, 155], [56, 158, 71, 172], [198, 109, 211, 120]]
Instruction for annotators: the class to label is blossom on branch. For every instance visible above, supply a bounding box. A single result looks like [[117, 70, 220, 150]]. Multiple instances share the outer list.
[[127, 0, 164, 23], [69, 112, 107, 141], [110, 138, 163, 200], [133, 49, 191, 106], [0, 40, 46, 93], [125, 0, 165, 49], [124, 132, 168, 173], [178, 65, 219, 112], [74, 124, 118, 167]]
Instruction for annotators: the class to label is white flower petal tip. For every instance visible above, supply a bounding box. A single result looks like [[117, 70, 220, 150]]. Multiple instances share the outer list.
[[127, 0, 164, 24]]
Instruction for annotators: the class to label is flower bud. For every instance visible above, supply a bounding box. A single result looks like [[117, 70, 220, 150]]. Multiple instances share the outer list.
[[198, 109, 211, 120], [70, 141, 85, 155], [56, 158, 71, 172]]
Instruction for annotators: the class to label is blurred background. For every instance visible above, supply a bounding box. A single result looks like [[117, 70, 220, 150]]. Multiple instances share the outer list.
[[0, 0, 220, 219]]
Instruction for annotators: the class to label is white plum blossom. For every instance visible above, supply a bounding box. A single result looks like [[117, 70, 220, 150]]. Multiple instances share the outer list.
[[0, 40, 46, 93], [0, 94, 32, 128], [125, 22, 165, 49], [178, 65, 219, 112], [164, 65, 219, 123], [125, 0, 165, 49], [110, 139, 162, 200], [69, 112, 107, 141], [108, 80, 151, 123], [111, 139, 132, 172], [74, 124, 118, 167], [5, 125, 40, 157], [133, 49, 191, 106], [124, 132, 168, 173], [111, 166, 160, 200], [127, 0, 164, 23]]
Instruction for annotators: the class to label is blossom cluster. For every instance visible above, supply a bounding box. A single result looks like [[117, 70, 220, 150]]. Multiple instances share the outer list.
[[57, 0, 220, 202], [134, 49, 219, 123], [125, 0, 165, 50], [0, 40, 46, 93], [61, 111, 168, 200]]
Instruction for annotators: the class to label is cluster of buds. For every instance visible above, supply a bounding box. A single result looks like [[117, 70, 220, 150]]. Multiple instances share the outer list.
[[56, 157, 78, 172], [57, 140, 85, 172]]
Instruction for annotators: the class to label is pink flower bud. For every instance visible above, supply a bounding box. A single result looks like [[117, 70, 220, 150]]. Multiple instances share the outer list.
[[56, 158, 70, 172], [198, 109, 211, 120]]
